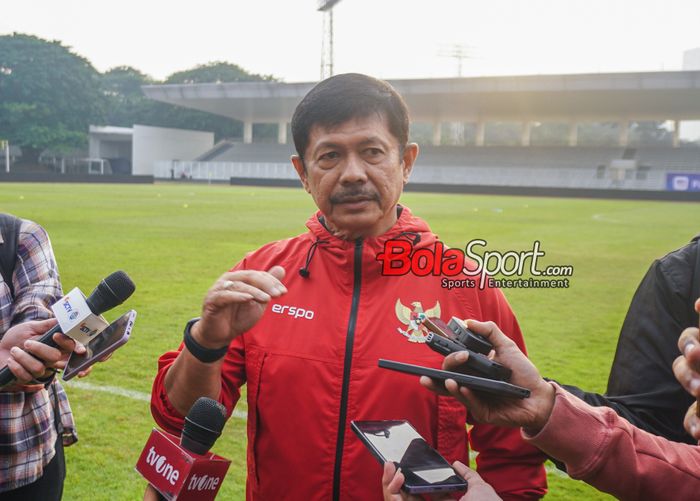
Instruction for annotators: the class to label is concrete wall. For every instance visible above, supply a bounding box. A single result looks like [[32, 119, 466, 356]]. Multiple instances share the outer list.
[[89, 138, 132, 159], [0, 172, 153, 183], [132, 125, 214, 176], [88, 136, 99, 158], [684, 48, 700, 70]]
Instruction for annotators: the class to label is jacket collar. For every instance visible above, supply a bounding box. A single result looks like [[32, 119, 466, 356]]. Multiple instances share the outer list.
[[304, 205, 436, 252]]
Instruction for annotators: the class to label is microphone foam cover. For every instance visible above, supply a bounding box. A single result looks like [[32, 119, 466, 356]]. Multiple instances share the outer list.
[[86, 271, 136, 314], [182, 397, 227, 455]]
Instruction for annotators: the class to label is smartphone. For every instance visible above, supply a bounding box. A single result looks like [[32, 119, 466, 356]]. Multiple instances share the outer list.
[[424, 333, 512, 381], [446, 317, 493, 355], [378, 359, 530, 399], [351, 420, 467, 494], [421, 317, 459, 341], [62, 310, 136, 381]]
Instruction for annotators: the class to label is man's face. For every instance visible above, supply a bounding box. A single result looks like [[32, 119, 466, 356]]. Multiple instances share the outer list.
[[292, 113, 418, 240]]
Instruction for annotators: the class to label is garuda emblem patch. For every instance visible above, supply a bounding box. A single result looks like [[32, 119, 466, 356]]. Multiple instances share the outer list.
[[395, 299, 441, 343]]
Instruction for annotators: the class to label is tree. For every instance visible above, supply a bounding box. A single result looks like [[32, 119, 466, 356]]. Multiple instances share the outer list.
[[0, 33, 104, 164], [165, 61, 274, 84], [100, 61, 279, 142], [100, 66, 156, 127]]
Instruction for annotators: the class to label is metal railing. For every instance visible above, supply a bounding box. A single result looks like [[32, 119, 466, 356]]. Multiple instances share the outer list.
[[155, 160, 296, 181], [154, 160, 671, 190], [39, 156, 110, 175]]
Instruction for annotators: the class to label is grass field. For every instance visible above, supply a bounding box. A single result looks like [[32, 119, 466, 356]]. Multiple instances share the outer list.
[[1, 182, 699, 500]]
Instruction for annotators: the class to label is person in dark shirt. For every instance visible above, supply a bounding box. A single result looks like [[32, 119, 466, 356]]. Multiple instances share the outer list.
[[558, 234, 700, 444]]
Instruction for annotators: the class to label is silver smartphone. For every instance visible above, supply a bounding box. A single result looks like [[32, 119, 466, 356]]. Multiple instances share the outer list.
[[62, 310, 136, 381], [351, 420, 467, 494]]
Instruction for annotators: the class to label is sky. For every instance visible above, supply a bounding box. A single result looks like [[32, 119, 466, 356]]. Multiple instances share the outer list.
[[2, 0, 700, 82]]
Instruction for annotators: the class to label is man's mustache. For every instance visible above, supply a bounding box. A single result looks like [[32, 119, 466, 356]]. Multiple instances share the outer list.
[[330, 190, 380, 204]]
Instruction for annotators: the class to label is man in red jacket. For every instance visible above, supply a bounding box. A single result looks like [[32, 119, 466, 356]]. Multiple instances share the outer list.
[[150, 73, 547, 500]]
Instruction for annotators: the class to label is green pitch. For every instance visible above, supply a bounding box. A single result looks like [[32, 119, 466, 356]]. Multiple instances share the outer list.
[[1, 182, 698, 500]]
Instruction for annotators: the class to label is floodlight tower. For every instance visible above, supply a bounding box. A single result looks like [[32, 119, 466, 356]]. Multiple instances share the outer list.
[[318, 0, 343, 80]]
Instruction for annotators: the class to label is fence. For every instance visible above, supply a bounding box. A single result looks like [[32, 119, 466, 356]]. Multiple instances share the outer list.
[[156, 160, 674, 191], [155, 161, 296, 182]]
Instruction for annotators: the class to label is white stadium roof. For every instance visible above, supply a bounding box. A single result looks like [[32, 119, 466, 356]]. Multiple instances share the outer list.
[[142, 70, 700, 123]]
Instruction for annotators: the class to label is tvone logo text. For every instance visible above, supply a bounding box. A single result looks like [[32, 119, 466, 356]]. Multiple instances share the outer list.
[[146, 446, 180, 485], [187, 474, 221, 492]]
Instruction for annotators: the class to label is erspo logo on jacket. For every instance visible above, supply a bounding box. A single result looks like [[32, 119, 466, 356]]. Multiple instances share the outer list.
[[271, 303, 315, 320]]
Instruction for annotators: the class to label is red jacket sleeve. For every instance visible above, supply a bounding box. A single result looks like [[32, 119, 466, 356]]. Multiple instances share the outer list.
[[526, 384, 700, 501], [466, 285, 548, 500], [150, 258, 252, 435], [150, 336, 246, 435]]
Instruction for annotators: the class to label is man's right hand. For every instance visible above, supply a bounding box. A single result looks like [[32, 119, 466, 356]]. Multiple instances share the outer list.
[[191, 266, 287, 349], [419, 319, 555, 433]]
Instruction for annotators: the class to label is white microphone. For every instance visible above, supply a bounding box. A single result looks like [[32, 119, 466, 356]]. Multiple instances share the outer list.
[[50, 287, 110, 345]]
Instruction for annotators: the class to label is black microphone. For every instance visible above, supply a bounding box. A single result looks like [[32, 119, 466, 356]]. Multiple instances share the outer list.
[[146, 397, 228, 500], [181, 397, 228, 455], [0, 270, 135, 387]]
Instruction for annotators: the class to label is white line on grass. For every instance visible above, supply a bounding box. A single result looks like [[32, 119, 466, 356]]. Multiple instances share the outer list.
[[592, 213, 622, 224], [64, 380, 248, 420], [65, 382, 567, 477]]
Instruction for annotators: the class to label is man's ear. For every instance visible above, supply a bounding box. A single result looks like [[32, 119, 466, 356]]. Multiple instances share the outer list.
[[401, 143, 419, 184], [291, 155, 310, 193]]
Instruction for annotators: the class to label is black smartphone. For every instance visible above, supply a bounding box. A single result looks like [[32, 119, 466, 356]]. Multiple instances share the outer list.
[[446, 317, 493, 355], [422, 316, 493, 356], [378, 359, 530, 399], [425, 333, 512, 381], [62, 310, 136, 381], [351, 420, 467, 494]]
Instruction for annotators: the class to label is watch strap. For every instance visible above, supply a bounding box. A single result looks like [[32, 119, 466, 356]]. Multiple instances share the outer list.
[[183, 318, 228, 363]]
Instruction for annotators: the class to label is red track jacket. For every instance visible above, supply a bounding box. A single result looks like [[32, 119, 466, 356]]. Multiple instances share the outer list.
[[151, 206, 547, 500]]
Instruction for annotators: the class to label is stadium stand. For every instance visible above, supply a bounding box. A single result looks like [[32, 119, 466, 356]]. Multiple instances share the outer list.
[[195, 140, 237, 162], [415, 146, 625, 169], [635, 147, 700, 171], [153, 142, 700, 196], [199, 142, 295, 163]]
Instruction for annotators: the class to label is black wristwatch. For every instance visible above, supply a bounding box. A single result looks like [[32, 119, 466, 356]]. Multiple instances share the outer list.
[[183, 318, 228, 363]]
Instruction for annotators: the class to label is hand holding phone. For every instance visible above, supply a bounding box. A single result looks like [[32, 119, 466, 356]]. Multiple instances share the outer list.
[[420, 316, 493, 355], [379, 359, 529, 399], [422, 319, 556, 432], [447, 317, 493, 355], [420, 316, 511, 381], [352, 420, 467, 494], [425, 333, 512, 381], [383, 460, 501, 501]]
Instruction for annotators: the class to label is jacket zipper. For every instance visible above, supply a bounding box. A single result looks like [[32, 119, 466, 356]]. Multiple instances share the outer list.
[[332, 238, 363, 501]]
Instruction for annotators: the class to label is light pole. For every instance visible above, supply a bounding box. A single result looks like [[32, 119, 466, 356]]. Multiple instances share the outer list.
[[318, 0, 343, 80], [1, 140, 9, 173]]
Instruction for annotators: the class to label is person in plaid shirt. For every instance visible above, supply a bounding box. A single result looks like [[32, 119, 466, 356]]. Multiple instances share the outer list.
[[0, 216, 84, 499]]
